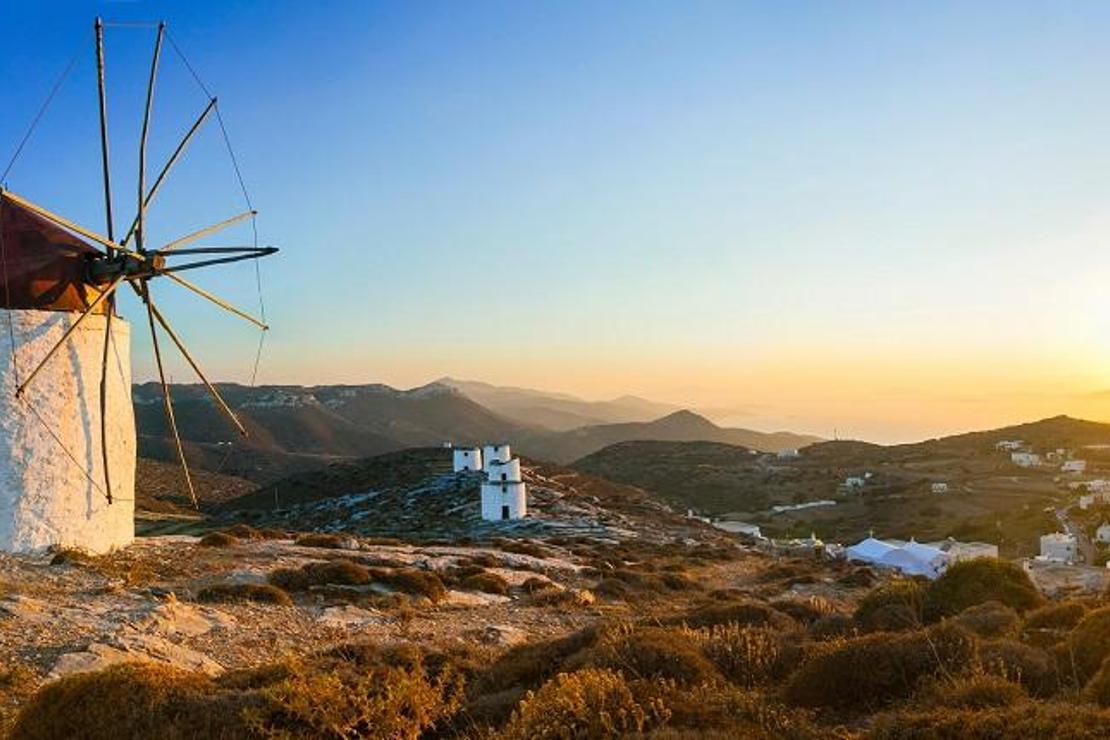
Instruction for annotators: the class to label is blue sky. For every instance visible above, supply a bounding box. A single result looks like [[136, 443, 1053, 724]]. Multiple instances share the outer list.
[[3, 1, 1110, 442]]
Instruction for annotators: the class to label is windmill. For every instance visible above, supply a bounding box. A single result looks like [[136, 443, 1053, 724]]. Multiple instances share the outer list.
[[0, 18, 277, 552]]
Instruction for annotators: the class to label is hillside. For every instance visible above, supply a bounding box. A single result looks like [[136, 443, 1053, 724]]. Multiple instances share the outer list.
[[572, 416, 1110, 556], [134, 382, 526, 483], [438, 376, 679, 430], [519, 409, 821, 463]]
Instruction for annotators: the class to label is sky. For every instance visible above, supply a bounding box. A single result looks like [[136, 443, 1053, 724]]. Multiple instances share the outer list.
[[2, 0, 1110, 443]]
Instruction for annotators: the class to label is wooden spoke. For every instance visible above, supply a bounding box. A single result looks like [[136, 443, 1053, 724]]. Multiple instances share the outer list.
[[147, 297, 247, 437], [98, 307, 114, 504], [136, 22, 165, 253], [158, 210, 256, 254], [120, 97, 217, 248], [162, 271, 268, 330], [143, 282, 198, 509], [15, 275, 125, 397]]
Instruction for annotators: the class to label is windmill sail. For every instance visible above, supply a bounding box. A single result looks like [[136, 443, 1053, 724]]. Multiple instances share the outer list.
[[0, 194, 108, 313]]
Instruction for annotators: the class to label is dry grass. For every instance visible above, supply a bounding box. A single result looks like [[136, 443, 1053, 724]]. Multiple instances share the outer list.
[[294, 533, 351, 549], [954, 600, 1021, 639], [459, 571, 509, 596]]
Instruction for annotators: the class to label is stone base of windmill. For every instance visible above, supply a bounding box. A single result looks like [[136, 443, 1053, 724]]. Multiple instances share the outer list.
[[0, 309, 135, 554]]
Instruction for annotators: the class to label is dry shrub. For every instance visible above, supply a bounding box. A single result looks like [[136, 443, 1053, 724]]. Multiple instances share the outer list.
[[294, 533, 350, 549], [196, 583, 292, 606], [954, 600, 1020, 639], [466, 552, 501, 568], [594, 569, 701, 601], [1058, 607, 1110, 686], [684, 624, 793, 688], [770, 596, 837, 625], [854, 579, 925, 632], [519, 577, 554, 594], [8, 662, 247, 740], [784, 623, 978, 710], [1024, 599, 1090, 631], [644, 682, 819, 738], [869, 702, 1110, 739], [525, 588, 595, 608], [838, 566, 877, 588], [498, 669, 670, 739], [809, 613, 857, 641], [267, 560, 370, 591], [460, 571, 509, 595], [198, 532, 239, 548], [0, 665, 39, 735], [916, 673, 1027, 709], [380, 568, 447, 602], [568, 626, 720, 686], [245, 657, 461, 738], [222, 524, 288, 541], [475, 626, 603, 699], [677, 600, 796, 630], [923, 558, 1043, 621], [1084, 656, 1110, 707], [978, 639, 1059, 698]]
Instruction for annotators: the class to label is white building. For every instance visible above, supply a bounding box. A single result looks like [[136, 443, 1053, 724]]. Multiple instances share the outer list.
[[1039, 532, 1079, 564], [931, 482, 949, 494], [482, 443, 512, 472], [929, 539, 999, 563], [1011, 451, 1042, 468], [843, 476, 866, 490], [776, 449, 800, 460], [996, 440, 1025, 451], [1062, 460, 1088, 474], [452, 447, 482, 472], [846, 536, 947, 579], [1080, 494, 1097, 510], [1097, 523, 1110, 545], [480, 445, 527, 521]]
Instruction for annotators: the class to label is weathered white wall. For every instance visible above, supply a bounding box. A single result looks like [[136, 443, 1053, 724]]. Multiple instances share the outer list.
[[480, 480, 527, 521], [487, 458, 521, 483], [0, 309, 134, 553], [482, 444, 511, 472], [453, 447, 482, 472]]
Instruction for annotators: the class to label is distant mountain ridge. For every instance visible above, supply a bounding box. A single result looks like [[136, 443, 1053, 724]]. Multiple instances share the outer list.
[[436, 376, 680, 430], [133, 380, 820, 483]]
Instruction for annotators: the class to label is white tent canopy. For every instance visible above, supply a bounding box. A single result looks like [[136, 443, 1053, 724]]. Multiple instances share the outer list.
[[846, 536, 949, 579]]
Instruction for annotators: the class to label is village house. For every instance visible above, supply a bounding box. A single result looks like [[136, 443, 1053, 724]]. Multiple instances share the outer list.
[[930, 482, 949, 494], [1039, 532, 1079, 564], [996, 440, 1025, 451], [1097, 522, 1110, 545], [1061, 459, 1088, 474], [1011, 451, 1041, 468]]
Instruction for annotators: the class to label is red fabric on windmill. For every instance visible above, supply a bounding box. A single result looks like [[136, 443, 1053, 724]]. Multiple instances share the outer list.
[[0, 193, 107, 313]]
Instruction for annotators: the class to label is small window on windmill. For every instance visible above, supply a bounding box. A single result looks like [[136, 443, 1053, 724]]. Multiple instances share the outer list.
[[500, 473, 507, 481], [501, 484, 507, 493], [501, 505, 510, 520]]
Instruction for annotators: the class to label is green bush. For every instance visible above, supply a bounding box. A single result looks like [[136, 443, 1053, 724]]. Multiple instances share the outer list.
[[978, 639, 1059, 698], [8, 663, 245, 740], [953, 601, 1020, 639], [1023, 599, 1088, 633], [916, 673, 1026, 709], [784, 623, 978, 710], [1085, 656, 1110, 707], [1058, 607, 1110, 685], [195, 583, 292, 606], [869, 702, 1110, 739], [569, 626, 721, 686], [854, 579, 926, 632], [677, 600, 796, 630], [923, 559, 1043, 621]]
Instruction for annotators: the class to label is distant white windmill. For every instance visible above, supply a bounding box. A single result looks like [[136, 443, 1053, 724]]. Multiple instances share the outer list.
[[0, 18, 277, 552]]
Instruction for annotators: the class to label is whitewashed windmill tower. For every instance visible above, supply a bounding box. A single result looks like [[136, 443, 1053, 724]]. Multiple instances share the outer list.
[[0, 19, 277, 552]]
